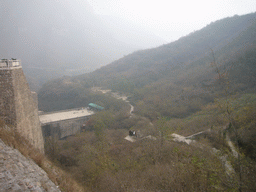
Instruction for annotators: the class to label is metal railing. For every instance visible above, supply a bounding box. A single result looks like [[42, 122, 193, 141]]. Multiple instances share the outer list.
[[0, 59, 21, 68]]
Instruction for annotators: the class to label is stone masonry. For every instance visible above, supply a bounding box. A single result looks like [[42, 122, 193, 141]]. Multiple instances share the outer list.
[[0, 62, 44, 152], [0, 139, 60, 192]]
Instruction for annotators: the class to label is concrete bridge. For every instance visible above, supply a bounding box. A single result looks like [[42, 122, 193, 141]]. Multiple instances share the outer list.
[[39, 107, 94, 140]]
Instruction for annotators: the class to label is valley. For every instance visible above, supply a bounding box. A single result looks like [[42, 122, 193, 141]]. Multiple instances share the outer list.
[[0, 5, 256, 191], [38, 13, 256, 191], [1, 0, 166, 91]]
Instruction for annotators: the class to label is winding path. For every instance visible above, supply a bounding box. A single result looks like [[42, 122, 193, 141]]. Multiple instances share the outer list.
[[92, 87, 134, 116], [170, 130, 237, 176], [226, 134, 239, 158]]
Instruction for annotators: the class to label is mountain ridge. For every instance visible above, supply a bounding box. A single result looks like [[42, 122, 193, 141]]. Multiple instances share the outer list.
[[38, 12, 256, 113], [0, 0, 165, 90]]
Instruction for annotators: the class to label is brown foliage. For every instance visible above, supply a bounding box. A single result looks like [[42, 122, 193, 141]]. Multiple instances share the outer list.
[[0, 124, 85, 192], [50, 128, 235, 191]]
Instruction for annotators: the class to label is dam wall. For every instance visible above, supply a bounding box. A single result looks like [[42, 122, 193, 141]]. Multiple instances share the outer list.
[[40, 108, 94, 139], [41, 116, 91, 139]]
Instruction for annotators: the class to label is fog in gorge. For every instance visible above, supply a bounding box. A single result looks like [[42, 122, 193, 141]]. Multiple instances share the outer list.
[[0, 0, 165, 90]]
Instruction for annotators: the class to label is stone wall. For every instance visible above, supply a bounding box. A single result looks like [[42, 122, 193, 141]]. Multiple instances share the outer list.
[[0, 139, 60, 191], [0, 69, 16, 126], [42, 116, 91, 139], [31, 91, 39, 111], [0, 67, 44, 152]]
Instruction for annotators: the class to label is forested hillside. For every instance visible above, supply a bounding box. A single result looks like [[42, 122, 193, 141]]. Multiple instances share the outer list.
[[39, 13, 256, 114], [84, 13, 256, 92], [38, 13, 256, 191]]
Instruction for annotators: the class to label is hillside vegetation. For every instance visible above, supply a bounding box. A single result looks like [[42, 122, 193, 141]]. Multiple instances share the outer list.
[[39, 13, 256, 116], [38, 13, 256, 191]]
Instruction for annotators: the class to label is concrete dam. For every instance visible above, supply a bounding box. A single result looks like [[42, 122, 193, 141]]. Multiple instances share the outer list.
[[39, 108, 94, 139], [0, 59, 95, 147]]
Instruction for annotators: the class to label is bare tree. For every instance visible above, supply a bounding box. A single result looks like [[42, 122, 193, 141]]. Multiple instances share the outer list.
[[210, 49, 242, 192]]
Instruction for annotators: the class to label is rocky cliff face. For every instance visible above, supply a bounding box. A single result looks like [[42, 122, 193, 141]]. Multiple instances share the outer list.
[[0, 139, 60, 191], [0, 66, 44, 152]]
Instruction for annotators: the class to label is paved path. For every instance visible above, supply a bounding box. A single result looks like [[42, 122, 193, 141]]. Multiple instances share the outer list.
[[129, 104, 134, 116], [170, 131, 236, 176], [226, 134, 239, 158], [170, 133, 194, 145], [0, 139, 60, 192], [185, 130, 210, 139], [212, 148, 235, 176], [92, 87, 134, 117]]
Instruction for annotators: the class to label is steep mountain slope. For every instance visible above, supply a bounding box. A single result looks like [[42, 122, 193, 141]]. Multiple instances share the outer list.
[[38, 13, 256, 114], [0, 0, 165, 90], [84, 13, 256, 88], [37, 13, 256, 191]]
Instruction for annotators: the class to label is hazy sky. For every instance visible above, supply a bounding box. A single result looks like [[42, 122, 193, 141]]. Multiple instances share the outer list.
[[87, 0, 256, 42]]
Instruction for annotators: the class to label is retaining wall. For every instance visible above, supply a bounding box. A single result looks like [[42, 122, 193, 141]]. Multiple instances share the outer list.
[[42, 116, 91, 139], [0, 67, 44, 152]]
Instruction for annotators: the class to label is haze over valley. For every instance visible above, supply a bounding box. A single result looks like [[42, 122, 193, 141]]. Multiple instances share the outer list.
[[37, 12, 256, 191], [0, 0, 165, 90], [1, 0, 256, 191]]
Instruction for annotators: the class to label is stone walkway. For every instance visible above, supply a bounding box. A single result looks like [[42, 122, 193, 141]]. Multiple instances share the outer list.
[[0, 139, 60, 192], [170, 133, 194, 145]]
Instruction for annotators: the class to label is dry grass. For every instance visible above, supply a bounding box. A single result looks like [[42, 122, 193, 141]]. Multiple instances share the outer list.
[[0, 121, 86, 192]]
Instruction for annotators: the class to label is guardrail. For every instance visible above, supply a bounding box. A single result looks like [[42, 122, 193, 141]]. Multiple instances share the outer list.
[[0, 59, 21, 68]]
